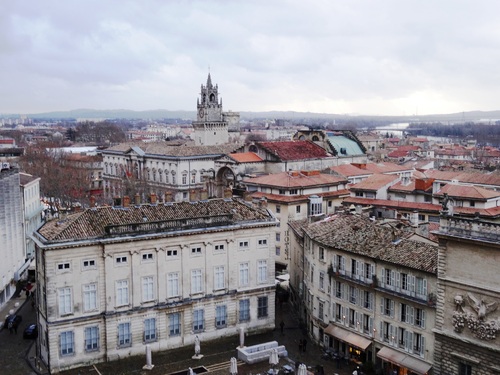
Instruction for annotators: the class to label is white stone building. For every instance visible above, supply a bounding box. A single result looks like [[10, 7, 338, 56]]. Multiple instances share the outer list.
[[289, 213, 437, 374], [19, 172, 43, 260], [33, 198, 277, 373], [0, 164, 28, 309]]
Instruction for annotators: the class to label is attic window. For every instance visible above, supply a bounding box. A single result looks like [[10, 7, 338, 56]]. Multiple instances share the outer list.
[[340, 148, 347, 155]]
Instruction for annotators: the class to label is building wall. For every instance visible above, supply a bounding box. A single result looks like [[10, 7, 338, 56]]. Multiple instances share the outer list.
[[36, 220, 276, 373], [0, 168, 25, 309], [434, 217, 500, 375]]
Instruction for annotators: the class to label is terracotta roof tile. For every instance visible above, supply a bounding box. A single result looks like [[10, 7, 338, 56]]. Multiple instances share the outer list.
[[249, 189, 350, 203], [244, 171, 347, 188], [350, 174, 399, 191], [257, 141, 330, 160], [228, 152, 263, 163], [435, 184, 500, 200]]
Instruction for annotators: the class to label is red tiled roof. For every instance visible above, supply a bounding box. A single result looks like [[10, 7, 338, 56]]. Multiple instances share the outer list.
[[249, 189, 350, 203], [350, 174, 399, 191], [363, 162, 413, 174], [228, 152, 263, 163], [435, 184, 500, 200], [330, 164, 373, 177], [244, 171, 347, 188], [343, 197, 441, 213], [257, 141, 330, 160], [424, 170, 500, 187]]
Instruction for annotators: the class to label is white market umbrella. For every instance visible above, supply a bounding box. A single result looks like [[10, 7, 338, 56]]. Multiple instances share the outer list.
[[298, 363, 308, 375], [230, 357, 238, 375]]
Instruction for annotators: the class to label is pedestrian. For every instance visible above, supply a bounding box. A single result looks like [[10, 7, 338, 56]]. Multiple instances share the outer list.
[[299, 339, 303, 353], [352, 366, 360, 375], [302, 338, 307, 352], [280, 320, 285, 334], [8, 322, 13, 334]]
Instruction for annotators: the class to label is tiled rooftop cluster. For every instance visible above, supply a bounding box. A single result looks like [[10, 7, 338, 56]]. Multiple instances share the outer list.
[[290, 213, 438, 274], [37, 198, 274, 242]]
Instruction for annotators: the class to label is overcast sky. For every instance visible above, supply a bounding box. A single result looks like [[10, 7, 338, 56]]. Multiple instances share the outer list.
[[1, 1, 499, 116]]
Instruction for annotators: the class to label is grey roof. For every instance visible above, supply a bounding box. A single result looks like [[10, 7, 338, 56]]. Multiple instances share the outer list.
[[327, 133, 364, 156], [104, 141, 244, 158], [290, 213, 437, 274], [37, 198, 275, 243]]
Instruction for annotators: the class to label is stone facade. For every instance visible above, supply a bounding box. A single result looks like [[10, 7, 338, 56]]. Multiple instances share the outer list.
[[33, 199, 277, 373], [433, 216, 500, 375]]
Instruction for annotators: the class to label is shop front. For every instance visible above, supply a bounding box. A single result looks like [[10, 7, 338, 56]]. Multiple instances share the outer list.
[[377, 346, 432, 375], [324, 324, 372, 364]]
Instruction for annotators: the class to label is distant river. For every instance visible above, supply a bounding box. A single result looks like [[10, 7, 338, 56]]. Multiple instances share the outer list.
[[374, 122, 450, 143]]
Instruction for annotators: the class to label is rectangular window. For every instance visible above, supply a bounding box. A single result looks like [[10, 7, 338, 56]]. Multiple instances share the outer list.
[[363, 291, 373, 310], [276, 205, 281, 213], [116, 256, 128, 264], [239, 263, 249, 286], [84, 326, 99, 351], [276, 233, 281, 242], [169, 313, 181, 336], [214, 244, 225, 251], [275, 246, 281, 256], [191, 246, 202, 255], [193, 309, 204, 332], [290, 189, 298, 195], [83, 259, 96, 269], [215, 305, 227, 328], [416, 277, 427, 297], [401, 273, 408, 290], [239, 299, 250, 322], [258, 296, 268, 318], [239, 240, 249, 249], [296, 205, 301, 213], [60, 331, 74, 356], [182, 174, 187, 185], [258, 239, 268, 246], [214, 266, 225, 290], [318, 301, 324, 321], [142, 253, 154, 261], [349, 286, 358, 304], [116, 280, 129, 306], [415, 308, 425, 328], [83, 283, 97, 312], [118, 322, 131, 347], [319, 247, 325, 261], [167, 249, 178, 257], [57, 262, 71, 271], [167, 272, 179, 297], [319, 271, 325, 291], [335, 282, 343, 299], [59, 287, 72, 315], [191, 269, 203, 294], [257, 260, 267, 283], [142, 276, 154, 302], [144, 318, 156, 342], [459, 363, 472, 375]]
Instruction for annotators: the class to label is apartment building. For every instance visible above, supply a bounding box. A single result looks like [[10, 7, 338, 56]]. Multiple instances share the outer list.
[[289, 213, 437, 374], [33, 198, 277, 373]]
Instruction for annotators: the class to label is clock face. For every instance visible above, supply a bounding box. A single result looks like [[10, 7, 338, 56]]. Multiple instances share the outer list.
[[198, 108, 204, 118]]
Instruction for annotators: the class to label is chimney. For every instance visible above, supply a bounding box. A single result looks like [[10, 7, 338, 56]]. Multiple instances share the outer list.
[[224, 187, 232, 198], [134, 193, 141, 205], [411, 210, 419, 227], [89, 195, 96, 207], [190, 189, 197, 202], [165, 192, 173, 202], [150, 193, 157, 204], [259, 197, 268, 208], [123, 196, 130, 207], [113, 197, 122, 206]]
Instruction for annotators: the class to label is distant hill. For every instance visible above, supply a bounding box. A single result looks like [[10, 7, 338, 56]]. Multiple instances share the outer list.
[[2, 108, 500, 122]]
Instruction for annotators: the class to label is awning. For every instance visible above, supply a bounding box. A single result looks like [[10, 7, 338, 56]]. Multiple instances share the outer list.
[[377, 347, 432, 375], [324, 325, 372, 350]]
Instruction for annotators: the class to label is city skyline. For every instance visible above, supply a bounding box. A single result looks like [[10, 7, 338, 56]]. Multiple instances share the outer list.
[[1, 1, 500, 116]]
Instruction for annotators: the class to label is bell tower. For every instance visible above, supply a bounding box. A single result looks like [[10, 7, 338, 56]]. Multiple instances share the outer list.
[[193, 73, 228, 146]]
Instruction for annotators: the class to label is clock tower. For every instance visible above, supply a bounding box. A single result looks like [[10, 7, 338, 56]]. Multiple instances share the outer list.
[[193, 73, 229, 146]]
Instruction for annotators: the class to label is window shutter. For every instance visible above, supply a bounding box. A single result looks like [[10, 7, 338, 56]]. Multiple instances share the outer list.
[[368, 317, 373, 336], [423, 279, 428, 295], [380, 297, 384, 314], [420, 336, 425, 356], [408, 332, 413, 354], [390, 270, 396, 286], [409, 306, 415, 325], [369, 292, 374, 310], [381, 268, 385, 286], [403, 330, 409, 352], [344, 307, 350, 327], [390, 300, 395, 318], [371, 264, 375, 279], [396, 272, 401, 289], [409, 275, 416, 293], [354, 288, 359, 305], [354, 311, 359, 331], [399, 303, 403, 321], [421, 310, 426, 329], [389, 324, 395, 345], [332, 302, 336, 320], [379, 321, 383, 340]]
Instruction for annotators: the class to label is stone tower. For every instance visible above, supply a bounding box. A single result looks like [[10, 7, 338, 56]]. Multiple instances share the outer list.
[[193, 73, 229, 146]]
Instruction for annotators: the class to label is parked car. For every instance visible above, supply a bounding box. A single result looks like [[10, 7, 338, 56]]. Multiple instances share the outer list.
[[23, 323, 38, 339], [5, 314, 22, 331]]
